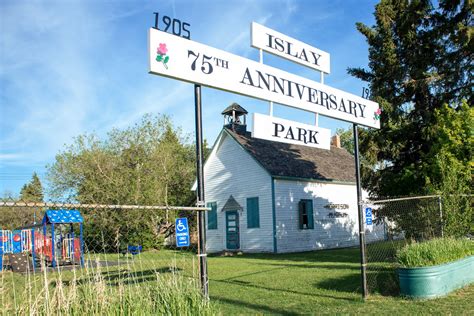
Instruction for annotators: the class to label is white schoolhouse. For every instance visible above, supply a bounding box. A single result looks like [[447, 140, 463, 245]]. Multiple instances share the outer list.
[[202, 103, 384, 253]]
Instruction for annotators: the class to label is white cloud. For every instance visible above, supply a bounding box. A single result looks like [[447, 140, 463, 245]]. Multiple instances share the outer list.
[[0, 2, 116, 165], [0, 153, 25, 161], [0, 0, 376, 196]]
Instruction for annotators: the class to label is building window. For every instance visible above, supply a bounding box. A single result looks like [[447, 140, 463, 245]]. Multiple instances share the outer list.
[[207, 202, 217, 230], [247, 197, 260, 228], [298, 199, 314, 229]]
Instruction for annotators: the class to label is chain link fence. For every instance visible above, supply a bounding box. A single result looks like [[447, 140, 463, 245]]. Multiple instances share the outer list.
[[363, 195, 473, 296], [1, 194, 472, 311], [0, 200, 206, 314]]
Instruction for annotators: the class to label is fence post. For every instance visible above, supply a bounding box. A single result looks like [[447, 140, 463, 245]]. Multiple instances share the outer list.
[[353, 124, 368, 299], [438, 196, 444, 238], [194, 84, 209, 300]]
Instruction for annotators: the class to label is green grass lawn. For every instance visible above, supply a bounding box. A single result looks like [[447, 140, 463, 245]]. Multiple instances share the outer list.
[[207, 247, 474, 315], [1, 248, 199, 311], [2, 246, 473, 314], [1, 248, 212, 315]]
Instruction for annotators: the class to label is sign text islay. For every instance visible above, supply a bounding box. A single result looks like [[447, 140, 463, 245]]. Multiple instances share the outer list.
[[251, 22, 330, 73]]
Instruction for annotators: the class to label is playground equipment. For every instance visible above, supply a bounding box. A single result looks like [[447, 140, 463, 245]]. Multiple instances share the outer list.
[[42, 209, 84, 268], [1, 228, 40, 272], [121, 245, 143, 258], [0, 209, 84, 272]]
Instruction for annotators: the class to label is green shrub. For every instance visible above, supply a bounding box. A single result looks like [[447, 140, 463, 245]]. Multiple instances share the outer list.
[[396, 238, 474, 268]]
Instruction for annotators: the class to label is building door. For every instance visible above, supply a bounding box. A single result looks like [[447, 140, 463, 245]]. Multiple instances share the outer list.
[[226, 211, 240, 250]]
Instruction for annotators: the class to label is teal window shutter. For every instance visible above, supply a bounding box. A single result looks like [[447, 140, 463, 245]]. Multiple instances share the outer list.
[[299, 199, 314, 229], [306, 200, 314, 229], [247, 197, 260, 228], [207, 202, 217, 230], [298, 200, 304, 229]]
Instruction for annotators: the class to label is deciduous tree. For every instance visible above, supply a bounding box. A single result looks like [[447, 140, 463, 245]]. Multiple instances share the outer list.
[[47, 114, 198, 250]]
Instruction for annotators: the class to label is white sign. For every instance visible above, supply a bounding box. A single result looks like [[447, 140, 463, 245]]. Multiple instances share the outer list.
[[252, 113, 331, 150], [148, 28, 380, 129], [251, 22, 330, 74]]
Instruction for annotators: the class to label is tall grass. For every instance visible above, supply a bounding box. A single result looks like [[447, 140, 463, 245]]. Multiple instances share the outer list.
[[396, 238, 474, 268], [1, 254, 218, 315]]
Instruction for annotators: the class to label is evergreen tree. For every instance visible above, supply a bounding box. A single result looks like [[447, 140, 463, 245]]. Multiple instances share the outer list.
[[348, 0, 473, 197], [19, 172, 44, 202], [0, 173, 44, 229]]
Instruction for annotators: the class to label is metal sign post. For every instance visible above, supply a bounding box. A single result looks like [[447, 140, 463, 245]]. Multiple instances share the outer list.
[[194, 84, 209, 299], [353, 124, 368, 299]]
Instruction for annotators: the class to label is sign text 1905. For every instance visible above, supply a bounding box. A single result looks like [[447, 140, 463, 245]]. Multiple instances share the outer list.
[[153, 12, 190, 39]]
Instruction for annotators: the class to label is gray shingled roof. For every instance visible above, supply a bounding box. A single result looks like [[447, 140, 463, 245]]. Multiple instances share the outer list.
[[224, 127, 356, 182], [221, 195, 243, 211], [221, 103, 248, 115]]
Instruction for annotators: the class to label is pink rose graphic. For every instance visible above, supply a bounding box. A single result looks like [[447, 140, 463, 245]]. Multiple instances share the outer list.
[[157, 43, 168, 55], [373, 108, 382, 121], [156, 43, 170, 69]]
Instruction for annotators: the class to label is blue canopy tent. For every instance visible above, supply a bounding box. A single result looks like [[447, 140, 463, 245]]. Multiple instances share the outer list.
[[42, 210, 84, 268]]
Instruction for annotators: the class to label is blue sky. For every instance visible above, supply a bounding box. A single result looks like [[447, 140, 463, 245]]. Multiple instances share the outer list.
[[0, 0, 378, 197]]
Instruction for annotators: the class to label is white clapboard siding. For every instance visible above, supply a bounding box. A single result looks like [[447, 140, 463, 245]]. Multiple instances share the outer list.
[[204, 131, 273, 253], [274, 179, 385, 252]]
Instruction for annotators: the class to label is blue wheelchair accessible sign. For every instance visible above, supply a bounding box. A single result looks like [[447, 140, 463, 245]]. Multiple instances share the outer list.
[[365, 208, 373, 226], [175, 218, 190, 247]]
